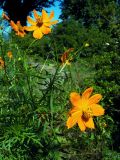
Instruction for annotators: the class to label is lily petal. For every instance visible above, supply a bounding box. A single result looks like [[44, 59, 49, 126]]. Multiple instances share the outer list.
[[90, 104, 105, 116]]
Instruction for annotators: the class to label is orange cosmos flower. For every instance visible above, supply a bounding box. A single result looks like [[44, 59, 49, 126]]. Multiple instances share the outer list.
[[7, 51, 13, 59], [61, 48, 74, 65], [66, 87, 105, 131], [10, 20, 26, 37], [2, 12, 10, 21], [0, 57, 5, 69], [25, 9, 58, 39]]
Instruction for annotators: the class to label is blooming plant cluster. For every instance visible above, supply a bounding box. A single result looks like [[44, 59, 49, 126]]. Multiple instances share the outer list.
[[3, 9, 58, 39], [0, 9, 108, 160], [1, 9, 105, 131], [7, 9, 105, 131]]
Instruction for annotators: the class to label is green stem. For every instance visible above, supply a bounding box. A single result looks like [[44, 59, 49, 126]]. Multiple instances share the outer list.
[[26, 74, 36, 109], [39, 65, 60, 104], [26, 39, 38, 53], [40, 55, 49, 73]]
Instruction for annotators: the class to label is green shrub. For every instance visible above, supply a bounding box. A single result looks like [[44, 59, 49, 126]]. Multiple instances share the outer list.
[[94, 51, 120, 151]]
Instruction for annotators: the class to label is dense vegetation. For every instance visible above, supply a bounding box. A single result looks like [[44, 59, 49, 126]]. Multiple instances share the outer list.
[[0, 0, 120, 159]]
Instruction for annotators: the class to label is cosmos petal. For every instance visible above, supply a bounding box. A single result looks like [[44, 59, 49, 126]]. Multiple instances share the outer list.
[[33, 28, 43, 39], [43, 22, 52, 27], [16, 21, 21, 25], [61, 51, 69, 64], [49, 11, 54, 20], [10, 20, 18, 32], [24, 26, 37, 31], [66, 117, 77, 129], [84, 117, 95, 129], [78, 118, 86, 131], [70, 92, 81, 108], [42, 9, 49, 21], [41, 26, 51, 34], [82, 87, 93, 99], [66, 111, 82, 129], [17, 32, 25, 37], [50, 20, 58, 25], [43, 20, 58, 27], [33, 9, 39, 20], [88, 94, 102, 105], [27, 16, 36, 25], [2, 12, 10, 20], [69, 106, 80, 115], [90, 104, 105, 116]]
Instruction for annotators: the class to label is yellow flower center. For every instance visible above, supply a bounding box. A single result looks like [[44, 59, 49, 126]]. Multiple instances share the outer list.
[[36, 18, 43, 27]]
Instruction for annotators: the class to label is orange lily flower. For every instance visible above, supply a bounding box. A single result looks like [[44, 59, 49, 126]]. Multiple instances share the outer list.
[[10, 20, 26, 37], [25, 9, 58, 39], [67, 87, 105, 131], [0, 57, 4, 69], [7, 51, 13, 59], [61, 48, 74, 65]]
